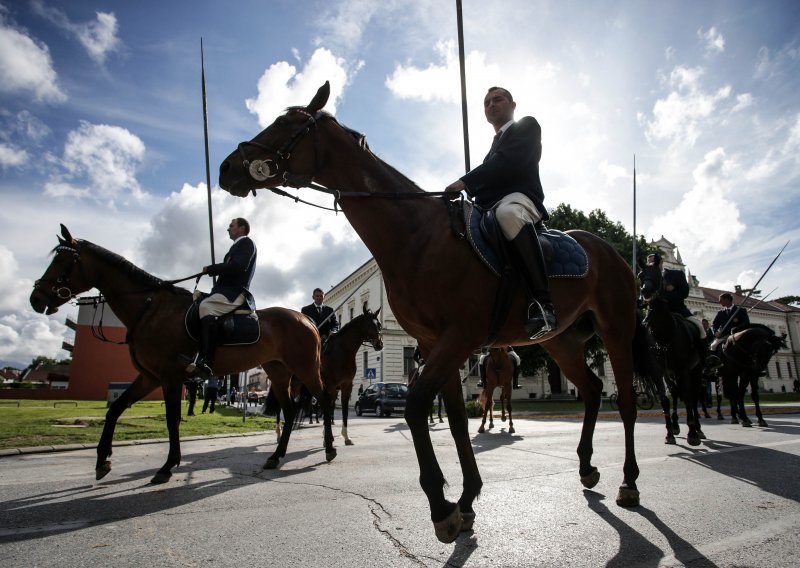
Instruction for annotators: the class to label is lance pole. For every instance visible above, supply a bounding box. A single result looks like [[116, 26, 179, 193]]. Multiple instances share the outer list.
[[632, 155, 637, 271], [719, 241, 789, 336], [201, 38, 216, 284], [456, 0, 470, 173], [747, 286, 778, 313]]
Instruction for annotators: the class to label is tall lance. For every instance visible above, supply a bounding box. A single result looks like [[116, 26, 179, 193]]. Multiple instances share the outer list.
[[718, 241, 789, 336], [746, 286, 778, 313], [201, 38, 216, 285], [455, 0, 470, 173]]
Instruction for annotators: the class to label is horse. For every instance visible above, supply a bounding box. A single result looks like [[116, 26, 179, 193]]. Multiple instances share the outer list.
[[218, 82, 659, 542], [713, 324, 786, 427], [430, 392, 444, 424], [30, 225, 336, 483], [477, 348, 515, 434], [408, 357, 443, 425], [638, 262, 705, 446]]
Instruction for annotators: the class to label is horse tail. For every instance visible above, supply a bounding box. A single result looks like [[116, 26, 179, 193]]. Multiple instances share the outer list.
[[632, 317, 664, 396]]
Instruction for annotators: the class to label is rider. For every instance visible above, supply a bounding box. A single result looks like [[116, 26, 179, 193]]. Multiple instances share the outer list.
[[446, 86, 557, 340], [645, 253, 720, 369], [476, 346, 522, 389], [711, 292, 750, 349], [302, 288, 339, 342], [186, 218, 257, 380]]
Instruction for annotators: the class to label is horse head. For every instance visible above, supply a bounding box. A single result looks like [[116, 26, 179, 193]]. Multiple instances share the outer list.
[[637, 260, 663, 303], [361, 304, 383, 351], [219, 82, 337, 197], [725, 325, 784, 373], [30, 225, 91, 315]]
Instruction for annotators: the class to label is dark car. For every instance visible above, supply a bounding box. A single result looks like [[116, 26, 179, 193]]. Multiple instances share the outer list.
[[354, 382, 408, 417]]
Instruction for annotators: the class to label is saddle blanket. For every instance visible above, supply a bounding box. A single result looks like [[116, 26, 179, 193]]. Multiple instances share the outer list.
[[184, 303, 260, 346], [463, 201, 589, 278]]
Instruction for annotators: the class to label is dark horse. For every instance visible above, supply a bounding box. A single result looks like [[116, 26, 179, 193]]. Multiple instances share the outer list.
[[638, 262, 705, 446], [714, 324, 786, 427], [478, 348, 515, 435], [219, 82, 657, 542], [30, 225, 336, 483]]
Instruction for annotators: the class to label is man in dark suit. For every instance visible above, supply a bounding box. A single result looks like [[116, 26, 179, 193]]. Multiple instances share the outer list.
[[186, 217, 257, 379], [445, 86, 556, 339], [301, 287, 339, 341], [711, 292, 750, 346]]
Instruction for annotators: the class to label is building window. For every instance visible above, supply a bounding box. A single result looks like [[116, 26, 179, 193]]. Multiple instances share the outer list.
[[350, 306, 354, 321], [788, 362, 793, 379], [776, 361, 782, 378], [403, 347, 415, 377], [363, 351, 369, 381], [598, 362, 605, 377]]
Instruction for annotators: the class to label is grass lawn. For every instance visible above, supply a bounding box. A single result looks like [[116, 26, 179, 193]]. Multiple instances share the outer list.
[[0, 400, 275, 450]]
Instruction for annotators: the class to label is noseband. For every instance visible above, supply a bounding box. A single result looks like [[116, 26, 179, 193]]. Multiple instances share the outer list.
[[236, 108, 324, 191], [33, 243, 82, 304]]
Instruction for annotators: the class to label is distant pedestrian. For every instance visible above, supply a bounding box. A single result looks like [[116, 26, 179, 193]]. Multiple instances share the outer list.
[[202, 376, 221, 414]]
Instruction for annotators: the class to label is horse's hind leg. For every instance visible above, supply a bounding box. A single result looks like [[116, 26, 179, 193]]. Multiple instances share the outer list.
[[750, 377, 768, 427], [737, 375, 753, 427], [715, 378, 725, 420], [96, 374, 158, 480], [670, 389, 680, 435], [506, 390, 514, 435], [340, 385, 354, 445], [660, 392, 675, 444], [151, 378, 184, 484]]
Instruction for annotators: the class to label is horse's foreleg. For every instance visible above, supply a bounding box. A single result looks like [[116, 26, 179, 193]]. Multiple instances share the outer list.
[[96, 374, 158, 480], [321, 390, 336, 462], [750, 377, 768, 427], [659, 392, 675, 444], [670, 388, 680, 435], [488, 386, 495, 429], [441, 375, 482, 535], [340, 388, 353, 445], [715, 378, 725, 419], [151, 379, 183, 484], [506, 390, 514, 435], [737, 376, 753, 427]]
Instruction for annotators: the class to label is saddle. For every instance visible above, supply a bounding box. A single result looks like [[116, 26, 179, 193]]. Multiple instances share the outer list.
[[447, 199, 588, 346], [184, 294, 260, 346]]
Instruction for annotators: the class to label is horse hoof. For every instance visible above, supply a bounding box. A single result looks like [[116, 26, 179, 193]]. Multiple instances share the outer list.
[[460, 511, 476, 532], [616, 486, 640, 507], [665, 435, 676, 445], [717, 415, 724, 421], [433, 504, 462, 543], [671, 426, 680, 435], [758, 420, 768, 428], [150, 471, 172, 485], [741, 420, 752, 428], [509, 427, 515, 434], [95, 461, 112, 480], [580, 468, 600, 489], [698, 430, 707, 440], [439, 418, 444, 423], [326, 449, 337, 462], [263, 458, 280, 470], [687, 436, 701, 446], [501, 417, 506, 422], [731, 418, 739, 425], [344, 439, 354, 446], [478, 426, 485, 433]]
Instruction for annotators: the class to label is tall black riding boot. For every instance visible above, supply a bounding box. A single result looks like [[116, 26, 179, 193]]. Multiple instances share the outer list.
[[509, 224, 558, 339], [186, 315, 218, 380]]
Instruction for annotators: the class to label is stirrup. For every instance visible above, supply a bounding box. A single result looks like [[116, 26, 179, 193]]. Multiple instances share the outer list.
[[525, 301, 557, 340]]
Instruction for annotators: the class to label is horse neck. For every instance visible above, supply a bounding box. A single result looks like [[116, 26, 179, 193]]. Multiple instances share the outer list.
[[332, 320, 370, 356], [646, 304, 676, 343]]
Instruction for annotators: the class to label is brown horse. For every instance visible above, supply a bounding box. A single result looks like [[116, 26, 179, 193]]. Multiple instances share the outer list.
[[30, 225, 336, 483], [478, 348, 515, 434], [219, 82, 656, 542]]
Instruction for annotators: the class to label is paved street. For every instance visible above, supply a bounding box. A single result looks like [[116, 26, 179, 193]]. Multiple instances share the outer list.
[[1, 410, 799, 567]]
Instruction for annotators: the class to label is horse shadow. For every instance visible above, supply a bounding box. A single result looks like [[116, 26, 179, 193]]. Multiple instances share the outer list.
[[469, 429, 524, 456], [0, 440, 331, 545], [583, 490, 718, 568]]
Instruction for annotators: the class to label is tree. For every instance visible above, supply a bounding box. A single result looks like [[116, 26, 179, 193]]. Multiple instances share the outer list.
[[775, 295, 800, 307], [515, 203, 656, 380]]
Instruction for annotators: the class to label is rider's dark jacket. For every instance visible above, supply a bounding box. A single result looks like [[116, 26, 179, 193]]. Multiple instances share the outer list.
[[206, 236, 257, 311], [301, 303, 339, 339], [460, 116, 547, 217], [712, 304, 750, 337]]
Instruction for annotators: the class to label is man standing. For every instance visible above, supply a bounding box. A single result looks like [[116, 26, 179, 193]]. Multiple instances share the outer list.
[[302, 288, 339, 341], [202, 376, 221, 414], [186, 218, 257, 379], [446, 87, 556, 339]]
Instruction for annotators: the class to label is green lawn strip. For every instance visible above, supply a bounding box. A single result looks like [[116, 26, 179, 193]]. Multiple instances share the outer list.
[[0, 401, 275, 450]]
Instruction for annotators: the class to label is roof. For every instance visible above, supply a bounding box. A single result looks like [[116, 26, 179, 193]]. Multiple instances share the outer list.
[[700, 286, 800, 314]]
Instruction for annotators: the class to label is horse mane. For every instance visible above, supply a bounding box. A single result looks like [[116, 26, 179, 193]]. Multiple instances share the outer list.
[[337, 311, 371, 335], [78, 240, 189, 295], [735, 323, 774, 336]]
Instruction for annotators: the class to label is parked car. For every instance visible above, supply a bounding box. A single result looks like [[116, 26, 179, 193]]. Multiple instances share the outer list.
[[354, 382, 408, 417], [247, 390, 267, 404]]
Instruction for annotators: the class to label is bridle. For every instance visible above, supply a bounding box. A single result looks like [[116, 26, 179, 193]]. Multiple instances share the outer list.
[[236, 108, 326, 194], [33, 243, 83, 307]]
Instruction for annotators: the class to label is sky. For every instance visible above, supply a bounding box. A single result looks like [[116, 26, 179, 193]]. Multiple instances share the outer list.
[[1, 0, 799, 368]]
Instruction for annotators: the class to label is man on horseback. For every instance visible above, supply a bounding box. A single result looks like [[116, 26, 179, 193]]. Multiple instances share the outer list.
[[711, 292, 750, 346], [445, 86, 557, 339], [477, 347, 522, 389], [301, 288, 339, 341], [186, 218, 257, 379], [645, 253, 719, 369]]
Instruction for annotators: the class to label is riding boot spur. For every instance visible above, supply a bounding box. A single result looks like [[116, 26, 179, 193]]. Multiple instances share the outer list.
[[186, 315, 218, 380], [509, 224, 558, 339]]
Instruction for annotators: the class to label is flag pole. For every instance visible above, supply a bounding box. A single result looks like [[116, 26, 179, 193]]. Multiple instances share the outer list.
[[456, 0, 470, 173], [201, 38, 216, 283], [632, 154, 637, 271]]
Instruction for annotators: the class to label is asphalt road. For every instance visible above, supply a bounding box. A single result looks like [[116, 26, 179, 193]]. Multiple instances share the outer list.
[[1, 410, 799, 567]]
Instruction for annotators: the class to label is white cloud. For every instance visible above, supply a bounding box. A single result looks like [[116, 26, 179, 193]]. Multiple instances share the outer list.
[[313, 0, 389, 53], [245, 48, 351, 128], [0, 311, 71, 364], [698, 26, 725, 55], [31, 0, 120, 64], [648, 148, 745, 257], [0, 142, 28, 168], [643, 65, 731, 147], [731, 93, 753, 112], [0, 10, 65, 102], [43, 121, 147, 205]]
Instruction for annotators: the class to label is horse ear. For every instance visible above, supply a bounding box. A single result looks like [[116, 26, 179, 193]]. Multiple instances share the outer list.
[[59, 224, 73, 244], [374, 307, 381, 318], [308, 82, 330, 113]]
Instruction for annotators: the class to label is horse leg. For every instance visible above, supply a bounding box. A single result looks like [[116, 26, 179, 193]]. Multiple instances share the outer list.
[[320, 389, 337, 461], [429, 395, 435, 424], [404, 348, 470, 543], [151, 378, 184, 484], [500, 385, 507, 423], [341, 384, 354, 445], [488, 385, 495, 429], [750, 376, 768, 427], [440, 373, 482, 536], [715, 378, 725, 420], [506, 388, 514, 435], [738, 375, 753, 427], [670, 387, 680, 435], [438, 394, 444, 423], [683, 372, 702, 447], [544, 333, 604, 492], [660, 392, 675, 444], [478, 391, 488, 434], [96, 373, 158, 480]]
